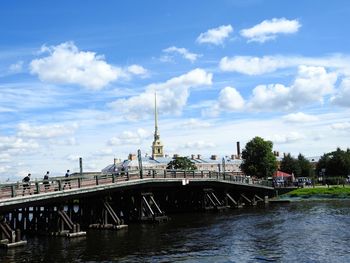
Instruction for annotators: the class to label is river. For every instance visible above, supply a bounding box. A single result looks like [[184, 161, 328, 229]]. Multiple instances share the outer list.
[[1, 200, 349, 262]]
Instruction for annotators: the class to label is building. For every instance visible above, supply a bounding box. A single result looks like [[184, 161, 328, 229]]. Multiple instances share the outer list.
[[102, 92, 244, 174], [152, 92, 164, 159]]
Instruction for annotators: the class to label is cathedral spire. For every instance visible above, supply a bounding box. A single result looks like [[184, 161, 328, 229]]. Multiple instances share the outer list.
[[152, 92, 164, 159], [154, 92, 159, 140]]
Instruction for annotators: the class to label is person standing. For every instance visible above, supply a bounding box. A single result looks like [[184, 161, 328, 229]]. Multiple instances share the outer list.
[[43, 171, 50, 191], [22, 173, 31, 195], [64, 169, 71, 189]]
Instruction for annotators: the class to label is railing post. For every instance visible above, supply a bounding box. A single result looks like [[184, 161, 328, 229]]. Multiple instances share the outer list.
[[164, 170, 167, 178], [95, 176, 99, 185], [201, 171, 204, 178], [35, 182, 40, 194], [78, 177, 82, 188], [209, 171, 211, 178], [58, 180, 62, 191], [152, 170, 155, 178], [193, 171, 195, 178], [112, 173, 115, 183], [126, 172, 129, 180], [184, 171, 186, 178], [79, 157, 83, 176], [11, 185, 16, 197]]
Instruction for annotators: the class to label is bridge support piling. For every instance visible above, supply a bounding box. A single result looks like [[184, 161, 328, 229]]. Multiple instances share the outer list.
[[140, 192, 168, 223], [89, 199, 128, 230], [0, 219, 27, 248]]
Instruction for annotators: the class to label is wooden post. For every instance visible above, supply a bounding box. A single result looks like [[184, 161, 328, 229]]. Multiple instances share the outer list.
[[164, 170, 167, 178], [138, 149, 143, 179], [79, 157, 83, 176], [184, 171, 186, 178], [35, 182, 40, 194], [95, 176, 99, 185], [11, 185, 16, 197], [78, 178, 81, 188]]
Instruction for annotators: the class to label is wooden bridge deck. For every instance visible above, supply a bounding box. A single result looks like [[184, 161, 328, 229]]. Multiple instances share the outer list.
[[0, 170, 273, 210]]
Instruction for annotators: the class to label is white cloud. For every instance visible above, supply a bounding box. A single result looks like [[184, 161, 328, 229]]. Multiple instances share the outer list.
[[269, 132, 305, 144], [92, 148, 114, 157], [127, 64, 148, 76], [283, 112, 318, 123], [0, 136, 39, 153], [331, 122, 350, 130], [292, 65, 336, 102], [240, 18, 301, 43], [202, 86, 244, 117], [0, 153, 11, 163], [0, 106, 15, 113], [197, 25, 233, 45], [66, 154, 81, 162], [181, 119, 212, 129], [219, 56, 287, 75], [218, 86, 245, 111], [162, 46, 201, 62], [108, 128, 151, 145], [30, 42, 125, 90], [184, 140, 216, 150], [108, 68, 212, 119], [9, 61, 24, 73], [248, 66, 337, 111], [331, 78, 350, 107], [17, 123, 78, 139], [219, 54, 350, 75], [248, 83, 290, 110]]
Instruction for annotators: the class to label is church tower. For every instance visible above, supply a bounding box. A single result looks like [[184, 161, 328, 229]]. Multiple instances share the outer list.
[[152, 92, 164, 159]]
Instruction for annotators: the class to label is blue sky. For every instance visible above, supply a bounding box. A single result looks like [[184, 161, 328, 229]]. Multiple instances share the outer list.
[[1, 0, 350, 181]]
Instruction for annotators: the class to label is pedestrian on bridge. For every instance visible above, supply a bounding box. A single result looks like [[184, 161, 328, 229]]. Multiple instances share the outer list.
[[63, 170, 71, 189], [43, 171, 50, 191], [22, 173, 31, 195]]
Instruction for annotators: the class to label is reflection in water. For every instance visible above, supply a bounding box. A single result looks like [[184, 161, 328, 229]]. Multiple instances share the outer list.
[[1, 200, 350, 262]]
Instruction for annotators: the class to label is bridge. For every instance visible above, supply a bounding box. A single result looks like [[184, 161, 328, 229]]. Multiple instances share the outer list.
[[0, 170, 275, 248]]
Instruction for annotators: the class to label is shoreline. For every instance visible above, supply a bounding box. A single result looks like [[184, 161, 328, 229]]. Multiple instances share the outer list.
[[280, 186, 350, 200]]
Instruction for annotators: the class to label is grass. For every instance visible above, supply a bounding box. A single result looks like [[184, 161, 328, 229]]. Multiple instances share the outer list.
[[285, 185, 350, 198]]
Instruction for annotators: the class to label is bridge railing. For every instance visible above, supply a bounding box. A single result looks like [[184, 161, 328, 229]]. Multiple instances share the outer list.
[[0, 170, 271, 200]]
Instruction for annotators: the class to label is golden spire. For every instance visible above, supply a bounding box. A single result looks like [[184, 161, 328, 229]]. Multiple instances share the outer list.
[[152, 91, 164, 158]]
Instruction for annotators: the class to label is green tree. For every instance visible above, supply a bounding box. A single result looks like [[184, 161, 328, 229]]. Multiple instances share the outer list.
[[240, 136, 277, 178], [316, 148, 350, 178], [297, 153, 312, 177], [280, 153, 300, 176], [167, 157, 197, 170]]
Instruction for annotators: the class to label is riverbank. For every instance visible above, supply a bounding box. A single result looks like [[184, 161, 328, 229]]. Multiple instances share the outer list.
[[283, 185, 350, 198]]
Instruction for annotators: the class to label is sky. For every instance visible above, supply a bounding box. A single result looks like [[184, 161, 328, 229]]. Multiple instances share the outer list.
[[1, 0, 350, 181]]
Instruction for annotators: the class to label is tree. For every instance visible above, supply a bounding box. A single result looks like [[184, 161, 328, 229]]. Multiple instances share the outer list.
[[167, 157, 197, 170], [297, 153, 312, 177], [240, 136, 277, 178], [316, 148, 350, 183], [280, 153, 300, 176], [317, 148, 350, 176]]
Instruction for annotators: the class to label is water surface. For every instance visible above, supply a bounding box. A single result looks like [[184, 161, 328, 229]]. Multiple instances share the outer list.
[[1, 200, 349, 262]]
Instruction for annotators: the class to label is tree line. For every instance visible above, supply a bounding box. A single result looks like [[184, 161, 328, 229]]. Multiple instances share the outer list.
[[240, 136, 350, 180], [165, 136, 350, 181]]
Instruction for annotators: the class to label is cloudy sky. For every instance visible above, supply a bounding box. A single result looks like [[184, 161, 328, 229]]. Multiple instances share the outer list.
[[1, 0, 350, 181]]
